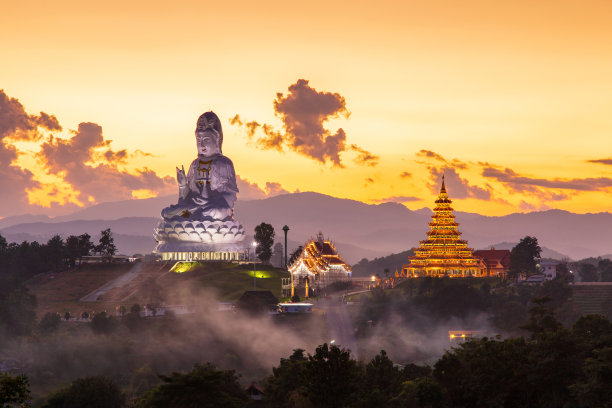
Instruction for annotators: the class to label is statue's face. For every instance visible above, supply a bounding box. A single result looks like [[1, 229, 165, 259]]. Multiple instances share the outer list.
[[195, 129, 220, 157]]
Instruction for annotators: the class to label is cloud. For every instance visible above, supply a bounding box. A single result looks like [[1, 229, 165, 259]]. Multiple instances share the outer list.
[[264, 182, 290, 196], [231, 79, 376, 167], [417, 150, 491, 200], [417, 149, 446, 162], [364, 177, 374, 186], [349, 144, 379, 167], [588, 158, 612, 166], [482, 166, 612, 192], [371, 195, 421, 203], [0, 90, 64, 215], [38, 122, 174, 205], [236, 176, 291, 200], [399, 171, 412, 179]]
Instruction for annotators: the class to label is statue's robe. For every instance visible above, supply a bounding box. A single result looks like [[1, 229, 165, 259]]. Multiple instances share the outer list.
[[162, 154, 239, 220]]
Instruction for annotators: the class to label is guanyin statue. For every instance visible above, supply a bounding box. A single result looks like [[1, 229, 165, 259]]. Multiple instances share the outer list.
[[154, 112, 245, 252]]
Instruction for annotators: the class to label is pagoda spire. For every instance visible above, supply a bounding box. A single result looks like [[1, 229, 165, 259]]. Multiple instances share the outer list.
[[440, 174, 446, 194]]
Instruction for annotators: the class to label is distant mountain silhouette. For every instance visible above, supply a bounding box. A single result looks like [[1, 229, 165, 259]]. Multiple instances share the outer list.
[[2, 192, 611, 262]]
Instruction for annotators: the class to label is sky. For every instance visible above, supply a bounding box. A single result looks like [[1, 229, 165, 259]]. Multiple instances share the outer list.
[[1, 0, 612, 218]]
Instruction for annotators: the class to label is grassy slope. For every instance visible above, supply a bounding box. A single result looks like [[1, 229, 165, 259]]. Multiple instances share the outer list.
[[27, 263, 133, 317], [29, 262, 290, 317], [157, 262, 289, 301]]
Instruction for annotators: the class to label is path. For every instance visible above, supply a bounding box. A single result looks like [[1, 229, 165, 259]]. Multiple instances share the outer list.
[[80, 262, 145, 302]]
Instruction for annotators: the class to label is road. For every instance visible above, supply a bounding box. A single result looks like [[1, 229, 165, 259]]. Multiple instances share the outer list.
[[80, 262, 145, 302], [318, 298, 359, 359]]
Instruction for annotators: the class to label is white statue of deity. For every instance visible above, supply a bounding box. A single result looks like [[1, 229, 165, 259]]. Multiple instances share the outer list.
[[154, 112, 245, 252]]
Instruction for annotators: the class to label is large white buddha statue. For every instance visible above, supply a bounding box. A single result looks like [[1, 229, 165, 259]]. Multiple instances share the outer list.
[[154, 112, 245, 252]]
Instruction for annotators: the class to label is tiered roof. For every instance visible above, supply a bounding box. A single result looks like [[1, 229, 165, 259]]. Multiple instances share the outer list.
[[405, 177, 485, 277], [289, 233, 351, 278]]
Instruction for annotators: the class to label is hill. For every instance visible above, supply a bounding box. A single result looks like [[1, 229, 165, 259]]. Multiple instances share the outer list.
[[4, 192, 612, 261], [28, 261, 290, 318]]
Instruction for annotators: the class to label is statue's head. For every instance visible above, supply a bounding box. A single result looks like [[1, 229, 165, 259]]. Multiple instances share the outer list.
[[195, 112, 223, 156]]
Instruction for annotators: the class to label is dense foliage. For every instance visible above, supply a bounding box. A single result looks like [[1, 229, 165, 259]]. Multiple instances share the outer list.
[[255, 223, 275, 263], [509, 235, 542, 278], [135, 364, 248, 408]]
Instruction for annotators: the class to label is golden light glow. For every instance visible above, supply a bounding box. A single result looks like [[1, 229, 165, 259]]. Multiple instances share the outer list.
[[2, 1, 612, 216]]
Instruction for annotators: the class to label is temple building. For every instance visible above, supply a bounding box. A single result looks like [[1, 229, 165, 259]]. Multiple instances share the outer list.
[[473, 248, 511, 278], [403, 178, 486, 278], [283, 233, 351, 297]]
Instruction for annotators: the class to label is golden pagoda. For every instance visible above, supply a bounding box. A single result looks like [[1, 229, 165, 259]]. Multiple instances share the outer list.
[[403, 177, 486, 278]]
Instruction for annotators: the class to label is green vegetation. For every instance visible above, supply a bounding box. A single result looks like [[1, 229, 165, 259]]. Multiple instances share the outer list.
[[166, 261, 289, 300], [255, 222, 275, 263], [510, 235, 542, 278], [0, 372, 31, 407], [135, 364, 247, 408]]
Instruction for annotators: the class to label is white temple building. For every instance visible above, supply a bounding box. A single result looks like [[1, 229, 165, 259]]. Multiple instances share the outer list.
[[283, 233, 351, 297]]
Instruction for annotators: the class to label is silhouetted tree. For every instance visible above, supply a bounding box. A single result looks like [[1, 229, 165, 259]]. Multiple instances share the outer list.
[[254, 223, 275, 263], [0, 277, 37, 337], [509, 236, 542, 279], [136, 363, 247, 408], [95, 228, 116, 262], [43, 375, 124, 408], [65, 233, 94, 267], [579, 263, 598, 282], [599, 259, 612, 282], [45, 235, 65, 272], [39, 312, 61, 335], [90, 311, 115, 335]]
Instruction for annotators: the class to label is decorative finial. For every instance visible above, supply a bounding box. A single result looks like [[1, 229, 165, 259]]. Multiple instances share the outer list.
[[440, 174, 446, 193]]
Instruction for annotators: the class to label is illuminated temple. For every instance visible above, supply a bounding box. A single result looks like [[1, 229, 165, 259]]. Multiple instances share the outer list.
[[283, 233, 351, 297], [403, 178, 486, 278]]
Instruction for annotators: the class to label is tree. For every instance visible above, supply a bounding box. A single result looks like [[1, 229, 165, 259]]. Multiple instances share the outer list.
[[95, 229, 116, 262], [509, 236, 542, 279], [305, 343, 361, 408], [39, 312, 61, 335], [0, 277, 37, 337], [254, 223, 275, 263], [90, 312, 115, 335], [599, 259, 612, 282], [136, 364, 248, 408], [43, 376, 124, 408], [265, 349, 308, 407], [65, 233, 94, 267], [44, 235, 65, 272], [0, 372, 31, 408], [579, 263, 598, 282]]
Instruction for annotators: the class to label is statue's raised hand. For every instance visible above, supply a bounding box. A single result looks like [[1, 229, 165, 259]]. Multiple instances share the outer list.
[[176, 165, 187, 186]]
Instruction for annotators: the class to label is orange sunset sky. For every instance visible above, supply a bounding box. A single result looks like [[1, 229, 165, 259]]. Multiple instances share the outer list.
[[1, 0, 612, 218]]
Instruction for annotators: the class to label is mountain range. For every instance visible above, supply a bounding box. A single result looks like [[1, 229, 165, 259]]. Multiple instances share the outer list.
[[1, 192, 611, 264]]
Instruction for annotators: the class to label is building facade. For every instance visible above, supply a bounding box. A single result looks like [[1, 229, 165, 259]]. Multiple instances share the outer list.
[[284, 233, 351, 297]]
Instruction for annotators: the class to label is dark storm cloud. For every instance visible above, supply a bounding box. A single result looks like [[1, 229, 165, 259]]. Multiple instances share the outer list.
[[38, 122, 174, 204], [588, 158, 612, 166], [231, 79, 376, 167], [482, 166, 612, 192]]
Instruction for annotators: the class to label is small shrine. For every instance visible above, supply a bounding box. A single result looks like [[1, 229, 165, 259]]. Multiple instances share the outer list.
[[284, 233, 351, 297], [403, 177, 486, 278]]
